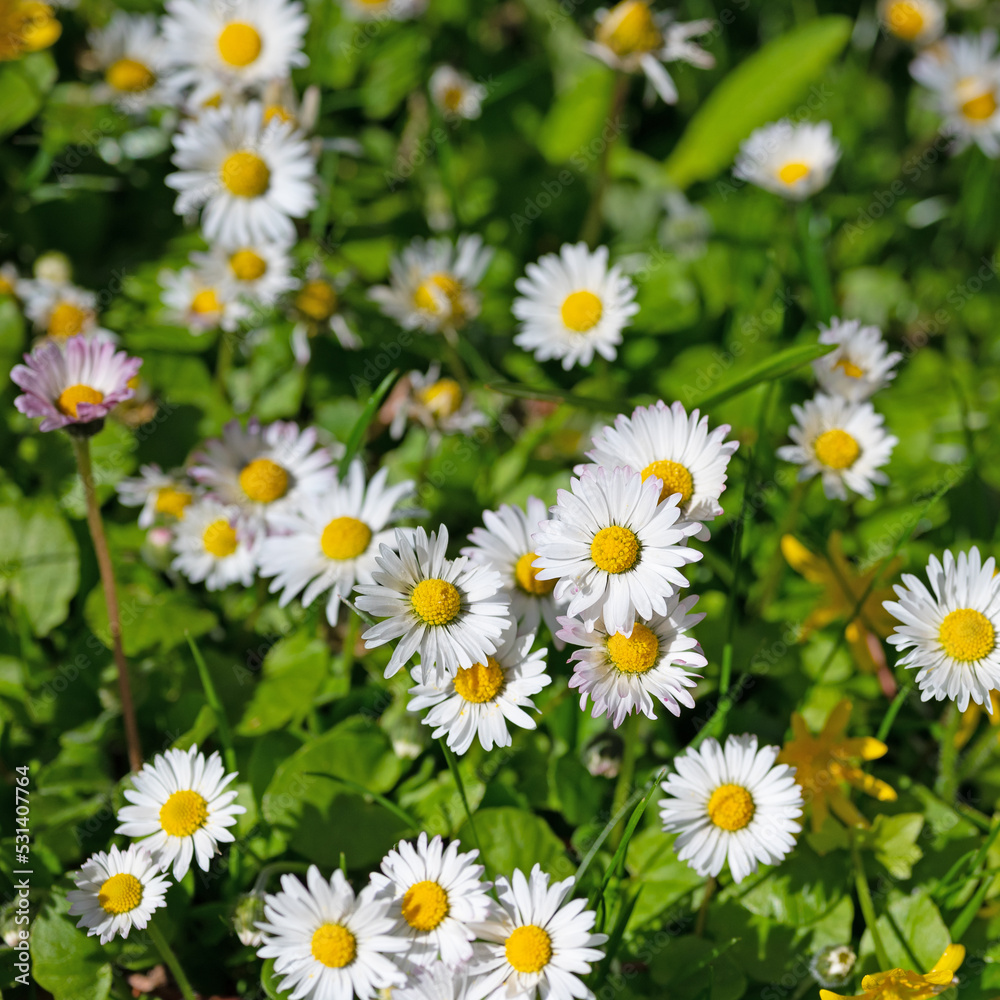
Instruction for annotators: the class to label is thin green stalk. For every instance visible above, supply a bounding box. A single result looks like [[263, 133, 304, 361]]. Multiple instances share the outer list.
[[441, 740, 481, 855], [694, 876, 716, 937], [146, 920, 196, 1000], [186, 632, 237, 775], [609, 716, 640, 849], [795, 203, 835, 322], [935, 705, 962, 802], [579, 71, 629, 248], [949, 875, 992, 940], [852, 837, 889, 968], [876, 684, 912, 742], [337, 610, 360, 680]]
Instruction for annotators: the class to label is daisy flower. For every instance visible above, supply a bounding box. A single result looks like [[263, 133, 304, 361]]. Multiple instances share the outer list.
[[812, 318, 903, 402], [166, 101, 317, 245], [461, 497, 562, 639], [11, 336, 140, 433], [191, 238, 298, 309], [910, 31, 1000, 157], [369, 235, 492, 335], [777, 394, 897, 501], [355, 524, 510, 680], [339, 0, 427, 20], [369, 832, 492, 968], [883, 547, 1000, 712], [162, 0, 308, 103], [159, 265, 247, 333], [430, 65, 487, 121], [191, 418, 338, 526], [257, 459, 415, 626], [289, 264, 362, 362], [67, 845, 171, 945], [469, 865, 607, 1000], [87, 12, 170, 111], [170, 498, 257, 590], [734, 120, 841, 200], [558, 596, 705, 728], [659, 734, 804, 884], [115, 745, 246, 880], [21, 280, 109, 342], [117, 464, 195, 528], [386, 365, 488, 440], [533, 465, 703, 637], [877, 0, 945, 46], [586, 1, 715, 105], [583, 400, 738, 537], [257, 866, 407, 1000], [512, 242, 639, 370], [407, 623, 551, 754]]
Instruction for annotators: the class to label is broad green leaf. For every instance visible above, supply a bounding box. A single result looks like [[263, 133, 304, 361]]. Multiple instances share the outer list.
[[30, 909, 112, 1000], [457, 807, 568, 881], [649, 936, 746, 1000], [866, 889, 950, 972], [863, 813, 925, 880], [236, 632, 330, 736], [682, 342, 835, 410], [737, 847, 849, 926], [0, 53, 58, 138], [537, 66, 616, 165], [664, 17, 852, 188]]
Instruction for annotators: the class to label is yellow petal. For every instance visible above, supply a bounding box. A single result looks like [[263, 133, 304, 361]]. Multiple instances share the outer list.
[[856, 736, 890, 761], [782, 534, 827, 582], [930, 944, 965, 975], [824, 699, 854, 740]]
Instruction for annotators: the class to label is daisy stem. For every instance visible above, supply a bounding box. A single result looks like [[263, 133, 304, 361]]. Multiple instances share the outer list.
[[146, 919, 197, 1000], [795, 203, 835, 323], [215, 330, 235, 393], [694, 876, 716, 937], [935, 705, 962, 802], [610, 715, 640, 849], [579, 71, 629, 249], [71, 435, 143, 774], [185, 632, 238, 776], [441, 739, 483, 856], [851, 835, 890, 969]]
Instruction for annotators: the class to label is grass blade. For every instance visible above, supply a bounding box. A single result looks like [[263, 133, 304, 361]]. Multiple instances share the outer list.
[[339, 369, 398, 478]]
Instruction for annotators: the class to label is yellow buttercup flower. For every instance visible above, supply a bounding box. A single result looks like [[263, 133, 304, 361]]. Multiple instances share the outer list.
[[0, 0, 61, 62], [778, 699, 896, 831], [782, 532, 900, 675], [820, 944, 964, 1000]]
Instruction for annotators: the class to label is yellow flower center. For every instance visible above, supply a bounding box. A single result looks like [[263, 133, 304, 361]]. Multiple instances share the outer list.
[[813, 428, 860, 470], [158, 789, 209, 837], [410, 578, 462, 626], [217, 21, 262, 67], [442, 85, 464, 112], [57, 383, 104, 417], [191, 288, 220, 315], [595, 0, 662, 57], [505, 924, 553, 974], [885, 1, 925, 40], [320, 516, 372, 560], [939, 608, 996, 663], [834, 357, 865, 378], [155, 487, 192, 519], [311, 923, 357, 968], [453, 656, 504, 703], [560, 290, 603, 332], [202, 519, 238, 558], [641, 459, 694, 505], [98, 873, 143, 915], [590, 525, 640, 574], [606, 622, 660, 674], [413, 272, 465, 323], [707, 783, 755, 831], [778, 161, 811, 185], [106, 57, 155, 93], [417, 378, 463, 418], [229, 249, 268, 282], [963, 90, 998, 121], [514, 551, 556, 595], [400, 879, 450, 931], [239, 458, 289, 503], [296, 280, 338, 321], [48, 301, 88, 338], [263, 103, 295, 126], [220, 151, 271, 198]]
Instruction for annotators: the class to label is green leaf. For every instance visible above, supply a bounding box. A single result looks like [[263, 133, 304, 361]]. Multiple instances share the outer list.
[[236, 632, 330, 736], [863, 813, 925, 880], [0, 500, 79, 637], [682, 342, 835, 410], [30, 908, 112, 1000], [486, 381, 622, 413], [457, 807, 568, 881], [866, 889, 950, 972], [649, 936, 746, 1000], [339, 368, 399, 477], [737, 847, 849, 927], [537, 66, 616, 165], [664, 17, 852, 188], [0, 53, 58, 139]]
